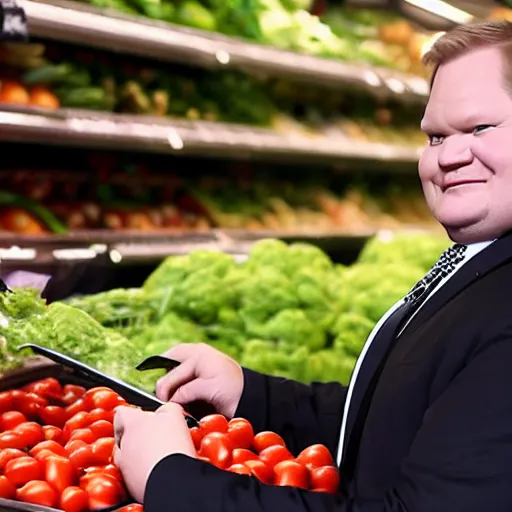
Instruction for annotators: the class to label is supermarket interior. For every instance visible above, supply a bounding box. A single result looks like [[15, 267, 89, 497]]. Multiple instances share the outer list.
[[0, 0, 508, 366]]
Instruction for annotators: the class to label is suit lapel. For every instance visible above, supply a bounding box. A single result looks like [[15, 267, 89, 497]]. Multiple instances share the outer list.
[[341, 231, 512, 471]]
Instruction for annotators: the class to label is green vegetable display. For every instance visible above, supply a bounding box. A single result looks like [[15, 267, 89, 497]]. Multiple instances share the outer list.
[[0, 232, 449, 391]]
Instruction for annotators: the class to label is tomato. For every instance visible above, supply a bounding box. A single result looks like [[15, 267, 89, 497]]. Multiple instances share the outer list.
[[117, 505, 143, 512], [199, 432, 233, 469], [43, 425, 63, 441], [252, 431, 285, 453], [258, 445, 293, 469], [5, 456, 43, 486], [199, 414, 228, 434], [13, 421, 44, 447], [65, 411, 90, 431], [309, 466, 340, 494], [84, 464, 122, 482], [62, 385, 86, 406], [69, 445, 96, 471], [1, 410, 27, 430], [296, 444, 334, 470], [60, 486, 89, 512], [0, 392, 13, 413], [18, 393, 48, 419], [189, 427, 204, 450], [31, 440, 68, 458], [244, 460, 273, 484], [34, 449, 61, 462], [91, 437, 115, 465], [0, 475, 16, 499], [274, 460, 309, 489], [84, 474, 124, 510], [231, 448, 258, 465], [40, 405, 67, 427], [25, 378, 62, 399], [69, 428, 96, 444], [0, 448, 24, 470], [227, 418, 254, 450], [65, 440, 88, 455], [84, 388, 126, 411], [89, 420, 114, 439], [88, 408, 114, 424], [228, 463, 252, 476], [0, 431, 26, 450], [65, 399, 89, 419], [17, 480, 58, 507], [45, 455, 77, 493]]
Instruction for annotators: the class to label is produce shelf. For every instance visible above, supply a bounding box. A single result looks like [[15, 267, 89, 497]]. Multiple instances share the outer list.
[[24, 0, 430, 102], [0, 106, 424, 166]]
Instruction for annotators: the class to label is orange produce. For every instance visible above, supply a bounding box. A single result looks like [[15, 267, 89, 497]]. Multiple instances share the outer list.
[[0, 80, 30, 105], [29, 86, 60, 110]]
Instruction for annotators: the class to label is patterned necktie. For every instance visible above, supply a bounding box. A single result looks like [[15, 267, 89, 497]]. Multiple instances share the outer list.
[[404, 244, 467, 303]]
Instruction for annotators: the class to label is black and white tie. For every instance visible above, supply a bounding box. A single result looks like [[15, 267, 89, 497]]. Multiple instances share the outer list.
[[404, 244, 467, 304]]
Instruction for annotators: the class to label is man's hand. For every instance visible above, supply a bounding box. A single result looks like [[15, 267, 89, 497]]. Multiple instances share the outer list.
[[113, 402, 196, 503], [155, 343, 244, 419]]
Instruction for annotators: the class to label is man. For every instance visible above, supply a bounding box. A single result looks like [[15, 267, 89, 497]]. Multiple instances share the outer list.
[[113, 20, 512, 511]]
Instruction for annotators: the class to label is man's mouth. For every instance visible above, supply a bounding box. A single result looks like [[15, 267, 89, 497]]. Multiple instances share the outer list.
[[441, 180, 486, 192]]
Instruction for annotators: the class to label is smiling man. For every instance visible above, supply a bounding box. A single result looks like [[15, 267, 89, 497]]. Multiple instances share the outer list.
[[113, 20, 512, 512]]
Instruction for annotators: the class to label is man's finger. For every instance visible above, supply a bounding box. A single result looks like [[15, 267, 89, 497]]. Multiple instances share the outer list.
[[155, 402, 184, 415], [113, 405, 143, 447], [161, 343, 198, 362], [113, 444, 122, 468], [155, 359, 195, 401]]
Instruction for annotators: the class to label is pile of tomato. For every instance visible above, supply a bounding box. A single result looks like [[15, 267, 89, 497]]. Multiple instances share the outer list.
[[190, 414, 340, 494], [0, 377, 141, 512]]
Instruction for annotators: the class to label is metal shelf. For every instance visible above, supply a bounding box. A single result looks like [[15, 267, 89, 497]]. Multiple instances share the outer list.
[[0, 107, 424, 167], [24, 0, 430, 102]]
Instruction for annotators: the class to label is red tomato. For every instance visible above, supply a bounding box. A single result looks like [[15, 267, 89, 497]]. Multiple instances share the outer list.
[[228, 463, 252, 476], [65, 411, 90, 431], [31, 440, 68, 458], [65, 399, 88, 420], [25, 378, 62, 399], [309, 466, 340, 494], [199, 432, 233, 469], [45, 455, 77, 493], [1, 410, 27, 430], [69, 445, 96, 471], [62, 385, 86, 406], [34, 449, 61, 462], [258, 445, 293, 469], [17, 393, 48, 419], [199, 414, 228, 434], [84, 388, 126, 411], [252, 431, 285, 453], [84, 474, 124, 510], [69, 428, 96, 444], [65, 440, 88, 455], [13, 422, 44, 447], [0, 448, 25, 470], [0, 392, 13, 413], [244, 460, 273, 484], [40, 405, 67, 427], [89, 420, 114, 439], [296, 444, 334, 470], [117, 505, 143, 512], [227, 418, 254, 450], [88, 408, 114, 424], [231, 448, 258, 465], [84, 464, 122, 482], [189, 427, 204, 450], [274, 460, 309, 489], [5, 456, 43, 486], [0, 474, 16, 499], [42, 425, 62, 441], [0, 431, 26, 450], [16, 480, 58, 507], [60, 485, 89, 512], [91, 437, 115, 465]]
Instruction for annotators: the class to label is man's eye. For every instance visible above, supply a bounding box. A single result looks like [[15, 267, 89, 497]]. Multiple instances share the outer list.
[[473, 124, 495, 134], [428, 134, 444, 146]]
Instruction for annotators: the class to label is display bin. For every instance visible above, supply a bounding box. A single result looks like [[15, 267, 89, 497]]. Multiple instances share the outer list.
[[0, 344, 193, 512]]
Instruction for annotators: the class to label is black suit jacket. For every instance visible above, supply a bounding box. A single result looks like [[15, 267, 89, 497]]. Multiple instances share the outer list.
[[145, 233, 512, 511]]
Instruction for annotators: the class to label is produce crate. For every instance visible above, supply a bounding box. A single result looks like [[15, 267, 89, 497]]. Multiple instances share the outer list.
[[0, 344, 189, 512]]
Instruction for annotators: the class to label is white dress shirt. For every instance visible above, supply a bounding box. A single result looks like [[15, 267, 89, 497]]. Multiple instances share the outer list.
[[335, 240, 495, 465]]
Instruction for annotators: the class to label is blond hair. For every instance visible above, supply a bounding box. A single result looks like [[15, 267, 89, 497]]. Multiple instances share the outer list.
[[422, 20, 512, 89]]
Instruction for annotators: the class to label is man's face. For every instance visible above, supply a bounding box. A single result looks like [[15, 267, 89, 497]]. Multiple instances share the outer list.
[[419, 46, 512, 243]]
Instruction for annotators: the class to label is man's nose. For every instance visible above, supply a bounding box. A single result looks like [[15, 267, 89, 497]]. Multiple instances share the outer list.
[[437, 135, 474, 170]]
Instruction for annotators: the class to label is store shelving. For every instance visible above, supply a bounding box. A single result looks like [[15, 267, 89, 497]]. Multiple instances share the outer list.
[[0, 106, 424, 167], [24, 0, 430, 101]]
